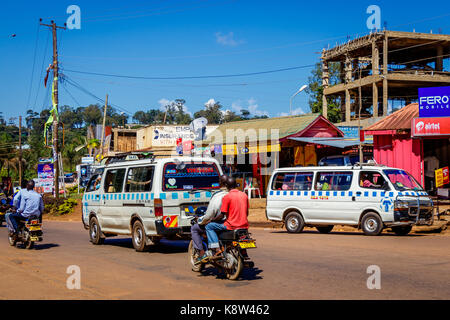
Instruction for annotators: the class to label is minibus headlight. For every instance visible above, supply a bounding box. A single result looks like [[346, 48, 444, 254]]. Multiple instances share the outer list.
[[394, 200, 409, 210]]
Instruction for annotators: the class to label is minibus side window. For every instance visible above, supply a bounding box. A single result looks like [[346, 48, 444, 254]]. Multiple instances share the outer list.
[[359, 171, 386, 189], [315, 172, 353, 191], [125, 166, 154, 192], [271, 172, 314, 191], [85, 174, 102, 193], [104, 168, 126, 193]]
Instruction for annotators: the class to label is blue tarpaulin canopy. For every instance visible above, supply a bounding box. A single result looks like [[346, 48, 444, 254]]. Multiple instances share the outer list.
[[289, 136, 373, 148]]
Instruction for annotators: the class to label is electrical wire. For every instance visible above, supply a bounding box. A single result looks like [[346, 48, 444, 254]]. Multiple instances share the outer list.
[[33, 29, 50, 111], [26, 23, 40, 108], [62, 64, 316, 80], [63, 76, 134, 116]]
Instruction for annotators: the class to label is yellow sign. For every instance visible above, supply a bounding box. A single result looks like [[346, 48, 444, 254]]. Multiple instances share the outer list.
[[435, 168, 444, 188]]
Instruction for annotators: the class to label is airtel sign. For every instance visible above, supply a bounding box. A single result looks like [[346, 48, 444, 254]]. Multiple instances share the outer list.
[[412, 117, 450, 136]]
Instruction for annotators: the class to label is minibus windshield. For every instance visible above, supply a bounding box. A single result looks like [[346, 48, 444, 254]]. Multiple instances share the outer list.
[[163, 162, 220, 191], [383, 169, 423, 191]]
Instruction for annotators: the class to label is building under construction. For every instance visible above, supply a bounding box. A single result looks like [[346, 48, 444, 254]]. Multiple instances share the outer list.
[[321, 30, 450, 122]]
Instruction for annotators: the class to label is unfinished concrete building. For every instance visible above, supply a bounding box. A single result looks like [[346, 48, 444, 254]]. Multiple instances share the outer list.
[[321, 30, 450, 122]]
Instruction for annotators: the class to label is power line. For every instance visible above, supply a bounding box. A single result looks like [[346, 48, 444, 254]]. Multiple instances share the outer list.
[[63, 75, 134, 115], [26, 23, 40, 108], [62, 64, 316, 80], [33, 29, 50, 111]]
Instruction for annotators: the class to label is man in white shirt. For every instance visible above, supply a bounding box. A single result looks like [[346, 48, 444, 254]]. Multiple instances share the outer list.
[[191, 175, 228, 263]]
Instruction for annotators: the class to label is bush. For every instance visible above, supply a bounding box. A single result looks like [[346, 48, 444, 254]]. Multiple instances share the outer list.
[[43, 195, 78, 216]]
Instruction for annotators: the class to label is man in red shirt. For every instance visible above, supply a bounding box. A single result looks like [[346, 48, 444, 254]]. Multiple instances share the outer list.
[[203, 177, 249, 258]]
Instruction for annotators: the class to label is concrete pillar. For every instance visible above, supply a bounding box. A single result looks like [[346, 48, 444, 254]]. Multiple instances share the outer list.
[[322, 59, 329, 119], [372, 83, 379, 117], [382, 35, 388, 115], [372, 40, 380, 117], [345, 55, 352, 83], [436, 45, 444, 71], [345, 89, 351, 122]]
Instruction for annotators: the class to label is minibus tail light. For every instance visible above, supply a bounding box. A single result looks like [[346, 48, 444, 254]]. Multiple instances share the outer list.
[[154, 198, 163, 219]]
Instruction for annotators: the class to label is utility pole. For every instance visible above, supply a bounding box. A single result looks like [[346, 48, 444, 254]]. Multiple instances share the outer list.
[[40, 19, 66, 198], [18, 116, 22, 187], [100, 94, 108, 158]]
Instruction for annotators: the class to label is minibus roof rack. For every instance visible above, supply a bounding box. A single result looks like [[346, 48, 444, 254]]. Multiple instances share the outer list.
[[103, 152, 156, 165]]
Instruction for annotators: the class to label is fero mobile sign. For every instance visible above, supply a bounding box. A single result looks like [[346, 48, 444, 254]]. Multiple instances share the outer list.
[[412, 117, 450, 136], [418, 86, 450, 117]]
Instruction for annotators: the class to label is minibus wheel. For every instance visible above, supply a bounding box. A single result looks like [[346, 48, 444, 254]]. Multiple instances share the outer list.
[[132, 220, 148, 252], [392, 225, 412, 236], [89, 217, 105, 245], [361, 213, 383, 236], [285, 212, 305, 233]]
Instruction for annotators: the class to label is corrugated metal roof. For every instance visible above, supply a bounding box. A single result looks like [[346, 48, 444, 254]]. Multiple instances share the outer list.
[[204, 113, 321, 144], [364, 103, 418, 131]]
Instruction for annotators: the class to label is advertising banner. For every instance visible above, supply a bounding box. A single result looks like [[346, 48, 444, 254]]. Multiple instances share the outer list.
[[412, 117, 450, 136], [37, 163, 54, 193], [151, 126, 218, 147], [418, 86, 450, 117]]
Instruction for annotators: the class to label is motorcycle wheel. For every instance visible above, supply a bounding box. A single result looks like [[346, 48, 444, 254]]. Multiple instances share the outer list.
[[24, 240, 34, 250], [225, 248, 243, 280], [188, 240, 204, 272]]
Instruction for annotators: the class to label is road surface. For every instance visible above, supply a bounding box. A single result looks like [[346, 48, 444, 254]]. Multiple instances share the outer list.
[[0, 221, 449, 299]]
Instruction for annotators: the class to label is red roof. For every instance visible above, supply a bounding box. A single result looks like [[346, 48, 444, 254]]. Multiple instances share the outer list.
[[365, 103, 418, 131]]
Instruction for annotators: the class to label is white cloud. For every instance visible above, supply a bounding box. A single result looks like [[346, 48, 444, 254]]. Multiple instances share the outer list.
[[278, 107, 305, 117], [204, 98, 216, 108], [231, 98, 269, 117], [215, 32, 244, 47]]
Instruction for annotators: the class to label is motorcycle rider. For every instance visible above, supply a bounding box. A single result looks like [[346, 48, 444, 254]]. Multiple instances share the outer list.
[[193, 174, 229, 263], [204, 176, 249, 258], [6, 180, 44, 238]]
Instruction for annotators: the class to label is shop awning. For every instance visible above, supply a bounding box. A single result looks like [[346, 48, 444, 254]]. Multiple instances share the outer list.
[[289, 137, 373, 148]]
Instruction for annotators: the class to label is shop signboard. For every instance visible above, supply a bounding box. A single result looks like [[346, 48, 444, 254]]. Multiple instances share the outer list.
[[151, 126, 218, 147], [412, 117, 450, 136], [443, 166, 449, 185], [37, 163, 54, 193], [81, 156, 94, 164], [418, 86, 450, 117]]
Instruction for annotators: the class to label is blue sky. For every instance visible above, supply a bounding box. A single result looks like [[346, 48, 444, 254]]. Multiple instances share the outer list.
[[1, 0, 450, 123]]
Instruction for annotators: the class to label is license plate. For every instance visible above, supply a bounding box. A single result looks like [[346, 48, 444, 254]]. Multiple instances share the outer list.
[[30, 236, 39, 241], [239, 241, 256, 249], [28, 226, 41, 231]]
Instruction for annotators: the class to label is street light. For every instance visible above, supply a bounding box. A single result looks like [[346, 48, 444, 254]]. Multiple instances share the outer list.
[[289, 84, 308, 116]]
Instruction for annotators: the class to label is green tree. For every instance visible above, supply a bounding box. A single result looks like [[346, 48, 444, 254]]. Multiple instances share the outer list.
[[306, 62, 342, 123], [194, 101, 224, 124], [82, 104, 102, 126]]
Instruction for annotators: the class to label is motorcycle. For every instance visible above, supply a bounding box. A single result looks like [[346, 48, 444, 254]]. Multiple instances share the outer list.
[[188, 207, 256, 280], [7, 212, 43, 249]]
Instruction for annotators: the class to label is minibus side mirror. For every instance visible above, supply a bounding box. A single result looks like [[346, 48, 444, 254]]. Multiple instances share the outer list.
[[382, 181, 390, 191]]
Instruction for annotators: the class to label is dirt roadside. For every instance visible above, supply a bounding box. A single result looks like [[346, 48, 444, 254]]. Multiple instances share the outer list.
[[43, 198, 450, 236]]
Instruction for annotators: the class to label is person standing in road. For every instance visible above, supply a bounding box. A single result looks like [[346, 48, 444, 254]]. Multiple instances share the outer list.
[[204, 177, 249, 258], [193, 174, 229, 263]]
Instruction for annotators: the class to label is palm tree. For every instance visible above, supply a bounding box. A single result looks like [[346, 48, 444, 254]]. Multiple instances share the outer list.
[[75, 138, 101, 157]]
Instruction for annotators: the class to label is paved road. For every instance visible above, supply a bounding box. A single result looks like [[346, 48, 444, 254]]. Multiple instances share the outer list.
[[0, 221, 449, 299]]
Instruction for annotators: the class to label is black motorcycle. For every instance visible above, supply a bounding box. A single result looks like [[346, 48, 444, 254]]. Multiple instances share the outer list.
[[8, 213, 43, 249], [188, 207, 256, 280]]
